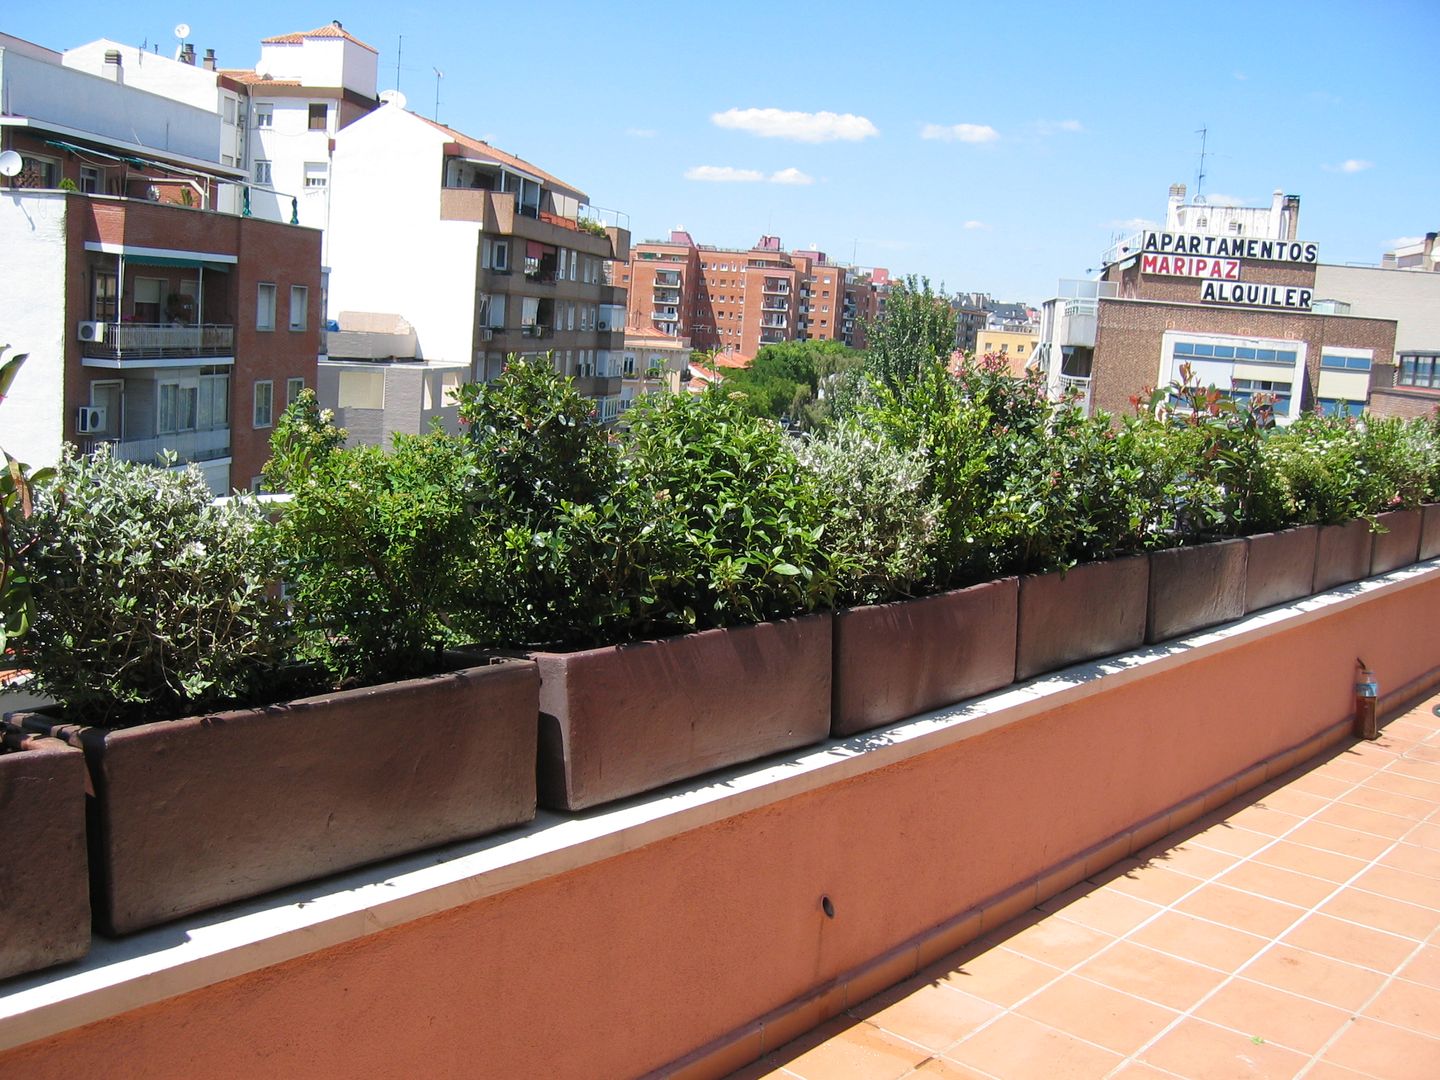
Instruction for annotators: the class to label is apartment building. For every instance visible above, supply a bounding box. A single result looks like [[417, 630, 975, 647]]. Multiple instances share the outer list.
[[1036, 185, 1397, 421], [0, 31, 321, 494], [616, 232, 876, 359], [614, 327, 692, 415], [324, 102, 630, 417]]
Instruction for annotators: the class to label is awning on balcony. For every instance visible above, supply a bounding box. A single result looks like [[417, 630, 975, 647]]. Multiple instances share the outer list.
[[122, 254, 232, 272]]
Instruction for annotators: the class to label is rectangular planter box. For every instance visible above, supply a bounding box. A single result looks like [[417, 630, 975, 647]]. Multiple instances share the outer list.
[[832, 578, 1018, 737], [530, 614, 832, 811], [1370, 508, 1423, 575], [7, 659, 540, 935], [1146, 539, 1248, 644], [1016, 554, 1150, 681], [1422, 503, 1440, 561], [0, 733, 90, 979], [1245, 525, 1318, 613], [1313, 518, 1375, 592]]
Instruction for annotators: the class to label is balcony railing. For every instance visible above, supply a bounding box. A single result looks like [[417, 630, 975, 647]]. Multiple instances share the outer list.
[[654, 272, 682, 288], [80, 427, 231, 465], [521, 324, 553, 339], [761, 301, 788, 312], [1060, 375, 1093, 412], [762, 282, 790, 295], [761, 316, 788, 329], [79, 323, 235, 361]]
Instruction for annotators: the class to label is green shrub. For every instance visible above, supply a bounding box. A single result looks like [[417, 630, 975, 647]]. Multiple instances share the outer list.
[[797, 424, 938, 604], [0, 347, 52, 651], [275, 430, 481, 685], [623, 388, 848, 627], [9, 448, 292, 726]]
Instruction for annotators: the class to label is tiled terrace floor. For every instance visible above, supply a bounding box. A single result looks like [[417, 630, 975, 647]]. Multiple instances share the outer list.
[[731, 693, 1440, 1080]]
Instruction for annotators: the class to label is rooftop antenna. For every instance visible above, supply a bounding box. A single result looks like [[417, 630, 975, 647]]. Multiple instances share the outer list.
[[1194, 126, 1210, 203], [433, 68, 444, 122], [394, 36, 403, 95], [173, 23, 190, 62]]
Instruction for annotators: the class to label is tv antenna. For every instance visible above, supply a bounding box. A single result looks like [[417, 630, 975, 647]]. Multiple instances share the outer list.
[[1194, 126, 1210, 203], [0, 150, 23, 178], [433, 68, 444, 122]]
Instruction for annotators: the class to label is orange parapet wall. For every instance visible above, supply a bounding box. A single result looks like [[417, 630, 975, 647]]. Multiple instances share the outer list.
[[3, 567, 1438, 1080]]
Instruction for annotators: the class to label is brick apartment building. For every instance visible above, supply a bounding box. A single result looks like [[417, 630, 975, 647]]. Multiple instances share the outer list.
[[614, 231, 887, 360], [0, 31, 322, 493]]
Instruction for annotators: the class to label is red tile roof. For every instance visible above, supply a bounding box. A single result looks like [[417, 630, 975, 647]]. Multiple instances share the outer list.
[[217, 70, 301, 86], [260, 23, 378, 53], [413, 114, 584, 200]]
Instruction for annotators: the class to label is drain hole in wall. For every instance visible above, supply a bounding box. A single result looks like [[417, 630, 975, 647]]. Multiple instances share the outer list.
[[821, 895, 835, 918]]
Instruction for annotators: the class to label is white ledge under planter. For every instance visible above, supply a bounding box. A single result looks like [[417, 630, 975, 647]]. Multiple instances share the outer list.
[[3, 561, 1436, 1080]]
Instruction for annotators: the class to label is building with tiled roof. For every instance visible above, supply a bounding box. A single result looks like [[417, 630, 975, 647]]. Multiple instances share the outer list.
[[260, 22, 378, 53]]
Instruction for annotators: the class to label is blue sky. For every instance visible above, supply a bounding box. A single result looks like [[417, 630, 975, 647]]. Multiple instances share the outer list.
[[8, 1, 1437, 304]]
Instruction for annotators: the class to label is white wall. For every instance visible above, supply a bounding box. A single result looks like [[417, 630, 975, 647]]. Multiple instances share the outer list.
[[327, 106, 479, 366], [256, 37, 376, 96], [0, 47, 220, 162], [1313, 265, 1440, 357], [0, 192, 69, 468], [62, 41, 216, 112]]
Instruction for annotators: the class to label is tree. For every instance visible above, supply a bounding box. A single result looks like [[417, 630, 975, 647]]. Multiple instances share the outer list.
[[862, 276, 954, 392]]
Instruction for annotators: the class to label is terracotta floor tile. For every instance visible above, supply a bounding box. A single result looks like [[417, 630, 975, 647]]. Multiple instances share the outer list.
[[1129, 910, 1270, 970], [1241, 943, 1387, 1010], [1397, 945, 1440, 990], [1220, 803, 1307, 837], [1138, 1017, 1308, 1079], [1188, 823, 1277, 857], [1388, 759, 1440, 786], [1319, 888, 1440, 941], [1131, 840, 1237, 881], [1173, 884, 1308, 938], [1362, 978, 1440, 1038], [1380, 840, 1440, 880], [1406, 822, 1440, 849], [780, 1018, 932, 1080], [1193, 977, 1352, 1054], [857, 985, 1001, 1054], [1108, 1064, 1186, 1079], [1016, 974, 1179, 1054], [1313, 755, 1384, 783], [923, 947, 1062, 1008], [1341, 784, 1436, 820], [1250, 786, 1331, 818], [1350, 864, 1440, 910], [943, 1012, 1122, 1080], [999, 915, 1115, 970], [903, 1058, 991, 1079], [1313, 801, 1421, 840], [1409, 744, 1440, 763], [1301, 1060, 1387, 1080], [1252, 839, 1370, 884], [1074, 941, 1228, 1012], [1286, 819, 1398, 860], [1285, 770, 1358, 799], [1215, 859, 1340, 908], [1281, 913, 1419, 972], [1363, 771, 1440, 801], [1096, 860, 1206, 907], [1044, 887, 1166, 937], [1319, 1016, 1440, 1080]]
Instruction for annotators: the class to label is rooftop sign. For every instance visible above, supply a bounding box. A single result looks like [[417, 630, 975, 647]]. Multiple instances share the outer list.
[[1141, 232, 1318, 265]]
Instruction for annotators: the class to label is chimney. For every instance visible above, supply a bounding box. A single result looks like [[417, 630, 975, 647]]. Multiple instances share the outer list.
[[1425, 232, 1438, 271], [103, 49, 123, 83], [332, 20, 344, 30], [1281, 194, 1301, 240], [202, 48, 216, 71], [181, 43, 196, 66]]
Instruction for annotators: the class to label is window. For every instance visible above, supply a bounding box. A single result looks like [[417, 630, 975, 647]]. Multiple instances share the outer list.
[[133, 278, 163, 323], [254, 159, 273, 186], [256, 284, 276, 331], [198, 373, 230, 429], [223, 97, 237, 125], [1320, 352, 1373, 372], [1398, 354, 1440, 389], [286, 377, 305, 405], [253, 381, 274, 428], [92, 272, 117, 321], [79, 167, 101, 194], [303, 162, 328, 189], [338, 370, 385, 409], [159, 381, 198, 433], [20, 155, 59, 188], [289, 286, 308, 331], [255, 103, 273, 129], [491, 240, 509, 271], [308, 103, 328, 131]]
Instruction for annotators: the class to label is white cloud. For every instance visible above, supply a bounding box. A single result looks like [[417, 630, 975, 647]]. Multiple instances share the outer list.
[[625, 127, 657, 138], [710, 107, 878, 143], [1322, 158, 1373, 173], [684, 165, 765, 183], [921, 122, 1000, 143], [963, 220, 989, 230], [769, 167, 814, 185], [1034, 119, 1083, 135]]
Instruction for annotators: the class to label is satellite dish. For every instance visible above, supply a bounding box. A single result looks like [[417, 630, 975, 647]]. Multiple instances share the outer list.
[[379, 89, 407, 109], [174, 23, 190, 39], [0, 150, 22, 178]]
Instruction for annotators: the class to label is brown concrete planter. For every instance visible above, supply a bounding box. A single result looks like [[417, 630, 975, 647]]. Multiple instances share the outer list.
[[1245, 525, 1318, 613], [1313, 518, 1375, 592], [1016, 554, 1150, 681], [1422, 503, 1440, 561], [1370, 509, 1423, 575], [832, 578, 1018, 737], [6, 659, 539, 935], [0, 733, 90, 979], [1146, 539, 1248, 644], [530, 614, 831, 811]]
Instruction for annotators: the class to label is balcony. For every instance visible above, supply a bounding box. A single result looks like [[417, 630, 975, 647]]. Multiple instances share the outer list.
[[439, 190, 627, 258], [762, 281, 791, 295], [572, 374, 622, 398], [1060, 374, 1093, 412], [760, 331, 785, 344], [1057, 298, 1099, 348], [79, 323, 235, 367], [761, 316, 788, 329], [520, 323, 553, 340], [652, 288, 681, 305], [654, 271, 682, 288], [761, 300, 789, 312], [79, 427, 231, 466]]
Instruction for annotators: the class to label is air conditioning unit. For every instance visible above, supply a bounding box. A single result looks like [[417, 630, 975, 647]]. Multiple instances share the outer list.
[[75, 406, 106, 433], [77, 321, 107, 343], [597, 321, 608, 331]]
